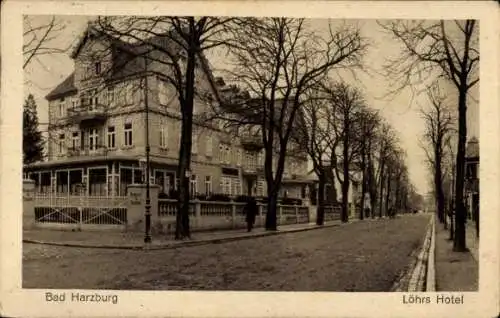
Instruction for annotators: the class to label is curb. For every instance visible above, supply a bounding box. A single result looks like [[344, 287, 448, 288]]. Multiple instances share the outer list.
[[23, 221, 346, 250], [391, 214, 433, 292], [425, 216, 436, 292], [408, 215, 433, 291]]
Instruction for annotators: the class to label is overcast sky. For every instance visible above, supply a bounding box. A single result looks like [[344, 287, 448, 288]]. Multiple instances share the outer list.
[[24, 16, 479, 196]]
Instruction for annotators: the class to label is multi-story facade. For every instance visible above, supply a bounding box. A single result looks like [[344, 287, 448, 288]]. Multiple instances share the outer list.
[[465, 137, 479, 222], [23, 25, 311, 199]]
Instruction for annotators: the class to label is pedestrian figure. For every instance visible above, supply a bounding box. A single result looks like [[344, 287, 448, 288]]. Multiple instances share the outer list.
[[244, 197, 258, 232]]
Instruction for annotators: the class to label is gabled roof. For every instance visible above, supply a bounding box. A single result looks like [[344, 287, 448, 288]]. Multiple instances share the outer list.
[[46, 24, 185, 101], [45, 73, 77, 101]]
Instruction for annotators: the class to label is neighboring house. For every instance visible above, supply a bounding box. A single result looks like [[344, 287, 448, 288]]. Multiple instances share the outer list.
[[465, 137, 479, 222], [306, 166, 363, 211], [23, 24, 310, 199]]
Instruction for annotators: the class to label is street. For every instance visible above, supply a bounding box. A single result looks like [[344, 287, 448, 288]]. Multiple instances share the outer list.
[[23, 214, 430, 291]]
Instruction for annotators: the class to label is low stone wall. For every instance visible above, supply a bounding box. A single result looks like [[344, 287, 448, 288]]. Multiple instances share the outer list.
[[23, 180, 315, 233]]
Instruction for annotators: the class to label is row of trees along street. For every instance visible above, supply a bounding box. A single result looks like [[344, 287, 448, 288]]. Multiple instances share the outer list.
[[23, 17, 475, 249], [379, 20, 479, 252]]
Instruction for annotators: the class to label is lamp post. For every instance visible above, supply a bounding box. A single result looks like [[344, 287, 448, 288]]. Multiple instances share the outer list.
[[185, 169, 192, 198], [143, 57, 152, 244]]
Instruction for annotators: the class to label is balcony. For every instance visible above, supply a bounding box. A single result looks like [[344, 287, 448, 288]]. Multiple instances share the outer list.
[[240, 134, 263, 151], [242, 161, 264, 175], [67, 104, 108, 125], [67, 146, 108, 158]]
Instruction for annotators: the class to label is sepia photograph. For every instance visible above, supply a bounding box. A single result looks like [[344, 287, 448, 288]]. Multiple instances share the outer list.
[[1, 1, 499, 317]]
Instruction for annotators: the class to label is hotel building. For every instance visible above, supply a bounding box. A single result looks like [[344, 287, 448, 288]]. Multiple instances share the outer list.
[[23, 25, 311, 199]]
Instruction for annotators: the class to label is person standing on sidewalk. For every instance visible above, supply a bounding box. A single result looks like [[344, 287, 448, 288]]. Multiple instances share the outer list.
[[244, 197, 258, 232]]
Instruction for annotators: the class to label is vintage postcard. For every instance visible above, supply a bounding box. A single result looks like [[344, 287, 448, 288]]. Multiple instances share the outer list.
[[1, 0, 499, 317]]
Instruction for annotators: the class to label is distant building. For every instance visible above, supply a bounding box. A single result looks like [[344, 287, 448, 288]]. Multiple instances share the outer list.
[[465, 137, 479, 223], [23, 24, 311, 199]]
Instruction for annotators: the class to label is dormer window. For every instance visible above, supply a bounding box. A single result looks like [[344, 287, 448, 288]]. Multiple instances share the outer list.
[[58, 98, 65, 117], [95, 62, 101, 75]]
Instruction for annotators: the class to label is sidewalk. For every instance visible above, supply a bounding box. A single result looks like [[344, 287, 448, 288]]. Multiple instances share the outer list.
[[466, 221, 479, 263], [434, 218, 478, 291], [23, 220, 349, 250]]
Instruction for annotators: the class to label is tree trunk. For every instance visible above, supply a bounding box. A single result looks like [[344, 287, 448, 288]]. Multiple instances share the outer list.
[[265, 189, 279, 230], [359, 144, 366, 220], [316, 171, 326, 225], [385, 171, 391, 217], [326, 169, 338, 204], [378, 162, 385, 218], [449, 198, 454, 241], [435, 148, 445, 224], [394, 175, 400, 215], [175, 34, 197, 240], [368, 150, 377, 218], [453, 89, 468, 252], [341, 137, 350, 223]]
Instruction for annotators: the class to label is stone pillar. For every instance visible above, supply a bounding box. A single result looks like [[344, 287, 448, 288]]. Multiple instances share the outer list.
[[23, 179, 36, 229], [126, 184, 160, 231], [231, 202, 237, 228]]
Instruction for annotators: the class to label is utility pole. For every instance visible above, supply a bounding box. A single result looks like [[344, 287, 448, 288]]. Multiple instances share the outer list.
[[144, 56, 152, 244]]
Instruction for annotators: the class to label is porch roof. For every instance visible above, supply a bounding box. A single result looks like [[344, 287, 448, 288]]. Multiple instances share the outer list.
[[24, 154, 179, 170], [282, 177, 315, 185]]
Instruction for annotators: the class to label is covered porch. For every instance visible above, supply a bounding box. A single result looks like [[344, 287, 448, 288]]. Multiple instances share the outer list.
[[24, 158, 178, 197]]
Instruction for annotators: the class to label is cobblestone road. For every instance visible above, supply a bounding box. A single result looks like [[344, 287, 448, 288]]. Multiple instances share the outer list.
[[23, 214, 430, 291]]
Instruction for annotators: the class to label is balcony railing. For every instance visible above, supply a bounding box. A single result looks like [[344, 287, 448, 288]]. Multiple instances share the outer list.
[[67, 104, 108, 124], [240, 134, 263, 151], [67, 146, 108, 157]]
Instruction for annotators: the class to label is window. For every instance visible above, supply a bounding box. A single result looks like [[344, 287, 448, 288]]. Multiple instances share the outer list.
[[95, 62, 101, 75], [225, 145, 230, 164], [92, 89, 99, 108], [232, 178, 241, 196], [192, 133, 198, 154], [107, 86, 114, 106], [71, 132, 79, 150], [107, 126, 116, 149], [219, 144, 224, 162], [237, 149, 242, 166], [158, 79, 169, 105], [159, 126, 167, 148], [89, 128, 99, 151], [124, 122, 133, 146], [71, 98, 78, 110], [58, 100, 65, 117], [58, 134, 65, 154], [206, 136, 213, 157], [125, 85, 134, 104], [205, 176, 212, 195], [257, 180, 264, 196], [467, 163, 478, 180], [80, 92, 88, 107], [223, 177, 231, 195], [190, 175, 197, 195]]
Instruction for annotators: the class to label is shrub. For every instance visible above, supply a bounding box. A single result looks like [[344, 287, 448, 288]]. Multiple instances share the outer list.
[[208, 193, 231, 202], [234, 195, 252, 203]]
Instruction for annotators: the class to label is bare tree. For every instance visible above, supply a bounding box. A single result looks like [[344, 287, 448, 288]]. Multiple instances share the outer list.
[[420, 85, 456, 228], [379, 20, 479, 252], [374, 122, 398, 218], [322, 81, 365, 223], [353, 107, 380, 219], [219, 18, 366, 230], [23, 16, 67, 69], [294, 90, 336, 225], [94, 16, 234, 239]]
